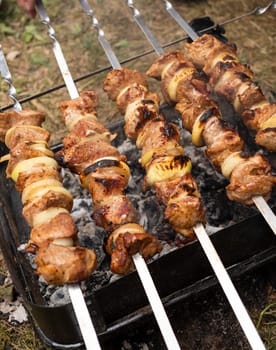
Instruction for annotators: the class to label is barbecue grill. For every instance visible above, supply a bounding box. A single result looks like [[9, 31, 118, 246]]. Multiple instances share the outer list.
[[0, 1, 275, 349]]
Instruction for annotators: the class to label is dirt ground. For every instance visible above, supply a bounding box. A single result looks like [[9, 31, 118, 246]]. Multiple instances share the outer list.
[[0, 0, 276, 349]]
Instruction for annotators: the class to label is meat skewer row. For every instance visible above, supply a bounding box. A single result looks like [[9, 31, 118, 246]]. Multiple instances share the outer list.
[[101, 5, 270, 348], [0, 109, 97, 285], [146, 50, 275, 206], [184, 33, 276, 152], [103, 67, 206, 239], [56, 90, 162, 274]]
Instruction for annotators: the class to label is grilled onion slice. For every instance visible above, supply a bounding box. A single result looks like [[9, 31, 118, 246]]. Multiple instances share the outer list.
[[0, 154, 10, 163], [140, 144, 183, 168], [29, 141, 54, 157], [168, 67, 195, 102], [22, 182, 71, 206], [65, 112, 98, 131], [221, 151, 247, 179], [52, 238, 74, 247], [161, 61, 174, 80], [22, 179, 63, 204], [11, 156, 58, 182], [146, 155, 192, 186], [84, 156, 130, 178], [192, 114, 206, 147], [261, 114, 276, 130], [32, 207, 69, 227]]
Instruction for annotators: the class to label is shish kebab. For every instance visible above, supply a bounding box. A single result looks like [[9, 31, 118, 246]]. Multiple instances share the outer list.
[[35, 2, 183, 350], [78, 0, 267, 349], [61, 0, 182, 348], [161, 0, 276, 234], [126, 2, 271, 350], [0, 46, 102, 350]]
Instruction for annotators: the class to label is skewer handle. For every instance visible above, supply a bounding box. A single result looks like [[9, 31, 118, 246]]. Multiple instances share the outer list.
[[36, 0, 79, 99], [79, 0, 121, 69], [127, 1, 164, 56], [163, 0, 199, 40], [0, 45, 22, 112], [194, 223, 266, 350]]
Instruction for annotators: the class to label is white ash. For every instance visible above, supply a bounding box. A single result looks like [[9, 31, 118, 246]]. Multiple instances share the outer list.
[[0, 299, 28, 324], [0, 272, 28, 324], [48, 286, 71, 306]]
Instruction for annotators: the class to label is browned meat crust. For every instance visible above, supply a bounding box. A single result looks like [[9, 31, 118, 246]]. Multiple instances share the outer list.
[[26, 212, 77, 252], [36, 243, 97, 285], [103, 68, 148, 101], [0, 110, 45, 143], [227, 154, 276, 205]]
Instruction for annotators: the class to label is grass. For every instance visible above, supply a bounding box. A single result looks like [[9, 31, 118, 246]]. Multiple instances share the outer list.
[[258, 302, 276, 349], [0, 319, 50, 350], [0, 0, 275, 348]]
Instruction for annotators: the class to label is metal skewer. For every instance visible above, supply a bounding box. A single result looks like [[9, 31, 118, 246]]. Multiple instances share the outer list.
[[0, 44, 101, 350], [126, 2, 268, 350], [36, 1, 180, 349], [0, 47, 100, 350], [1, 3, 274, 113], [162, 0, 276, 235], [77, 1, 182, 349]]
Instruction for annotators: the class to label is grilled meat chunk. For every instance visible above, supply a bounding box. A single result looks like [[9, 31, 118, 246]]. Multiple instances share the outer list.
[[36, 243, 97, 285], [227, 154, 276, 205], [4, 125, 50, 150], [26, 212, 77, 253], [184, 33, 238, 71], [147, 51, 207, 105], [92, 195, 137, 231], [202, 116, 244, 170], [0, 109, 45, 143], [106, 223, 162, 274], [103, 68, 148, 103]]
